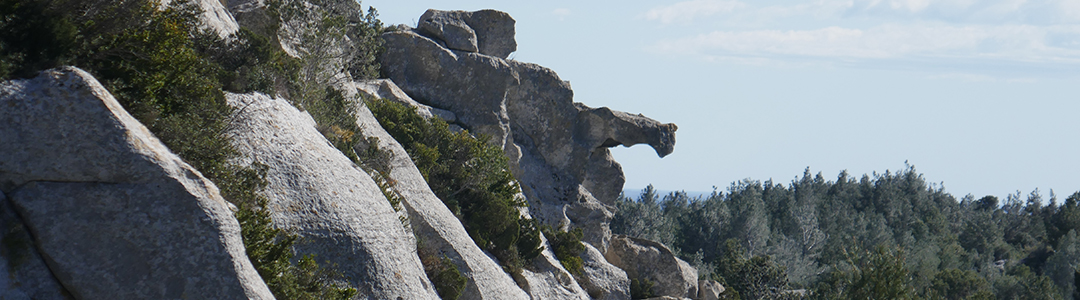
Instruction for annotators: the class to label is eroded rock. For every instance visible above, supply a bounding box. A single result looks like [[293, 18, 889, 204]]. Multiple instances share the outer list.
[[417, 9, 478, 53], [0, 67, 273, 300], [380, 8, 684, 299], [224, 92, 437, 299], [606, 235, 698, 299], [581, 243, 631, 300], [415, 9, 517, 58]]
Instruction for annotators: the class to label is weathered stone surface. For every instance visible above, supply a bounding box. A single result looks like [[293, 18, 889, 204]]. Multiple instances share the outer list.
[[380, 29, 518, 152], [466, 10, 517, 59], [0, 67, 273, 300], [698, 280, 724, 300], [580, 243, 630, 300], [414, 9, 516, 58], [224, 92, 438, 299], [606, 235, 698, 299], [381, 8, 683, 298], [519, 236, 590, 300], [350, 102, 529, 299], [353, 79, 457, 122], [417, 9, 479, 53], [0, 193, 69, 300]]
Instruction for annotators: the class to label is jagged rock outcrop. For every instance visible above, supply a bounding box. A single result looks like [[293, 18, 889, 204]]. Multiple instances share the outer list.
[[224, 92, 438, 299], [348, 98, 530, 299], [380, 9, 692, 299], [606, 236, 698, 298], [0, 193, 68, 300], [0, 67, 273, 300], [416, 9, 516, 58]]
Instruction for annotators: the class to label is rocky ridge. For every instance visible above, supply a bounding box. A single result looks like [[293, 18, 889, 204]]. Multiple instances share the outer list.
[[0, 3, 722, 300]]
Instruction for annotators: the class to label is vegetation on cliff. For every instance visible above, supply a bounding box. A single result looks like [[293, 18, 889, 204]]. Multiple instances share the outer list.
[[366, 97, 545, 277], [615, 166, 1078, 299], [0, 0, 370, 297]]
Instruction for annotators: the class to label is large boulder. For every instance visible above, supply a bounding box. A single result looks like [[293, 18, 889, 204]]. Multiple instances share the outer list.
[[417, 9, 479, 53], [380, 28, 518, 153], [0, 193, 69, 300], [349, 98, 529, 299], [224, 92, 438, 299], [581, 243, 631, 300], [606, 235, 698, 298], [415, 9, 517, 58], [0, 67, 273, 300]]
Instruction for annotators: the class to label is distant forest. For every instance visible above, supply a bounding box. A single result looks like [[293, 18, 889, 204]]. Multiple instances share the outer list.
[[613, 165, 1080, 299]]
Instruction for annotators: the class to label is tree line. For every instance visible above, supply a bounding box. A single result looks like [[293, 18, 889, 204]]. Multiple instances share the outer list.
[[613, 165, 1080, 299]]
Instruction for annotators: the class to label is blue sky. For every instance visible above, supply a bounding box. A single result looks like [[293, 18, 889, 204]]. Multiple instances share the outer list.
[[365, 0, 1080, 200]]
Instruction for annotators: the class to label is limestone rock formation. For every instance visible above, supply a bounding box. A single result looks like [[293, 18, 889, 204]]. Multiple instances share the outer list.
[[581, 243, 631, 300], [606, 235, 698, 298], [0, 67, 273, 300], [0, 194, 69, 300], [380, 9, 693, 299], [224, 92, 438, 299], [349, 99, 529, 299], [416, 9, 517, 58]]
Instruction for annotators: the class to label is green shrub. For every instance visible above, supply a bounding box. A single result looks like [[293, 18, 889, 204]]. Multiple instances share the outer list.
[[238, 198, 357, 300], [630, 278, 655, 299], [542, 226, 585, 277], [0, 0, 364, 297], [417, 241, 468, 300], [367, 98, 543, 276], [813, 245, 915, 300]]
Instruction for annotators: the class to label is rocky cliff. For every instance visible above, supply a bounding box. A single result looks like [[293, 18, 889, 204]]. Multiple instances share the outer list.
[[0, 2, 721, 300]]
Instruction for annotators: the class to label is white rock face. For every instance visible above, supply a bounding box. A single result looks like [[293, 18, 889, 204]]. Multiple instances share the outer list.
[[0, 193, 69, 300], [351, 102, 529, 299], [0, 67, 273, 300], [606, 235, 698, 299], [519, 235, 591, 300], [224, 92, 438, 299], [581, 243, 630, 300]]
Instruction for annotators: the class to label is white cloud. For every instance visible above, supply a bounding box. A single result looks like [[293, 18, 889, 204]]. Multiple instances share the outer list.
[[843, 0, 1080, 23], [647, 23, 1080, 70], [645, 0, 745, 24], [552, 8, 571, 21]]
